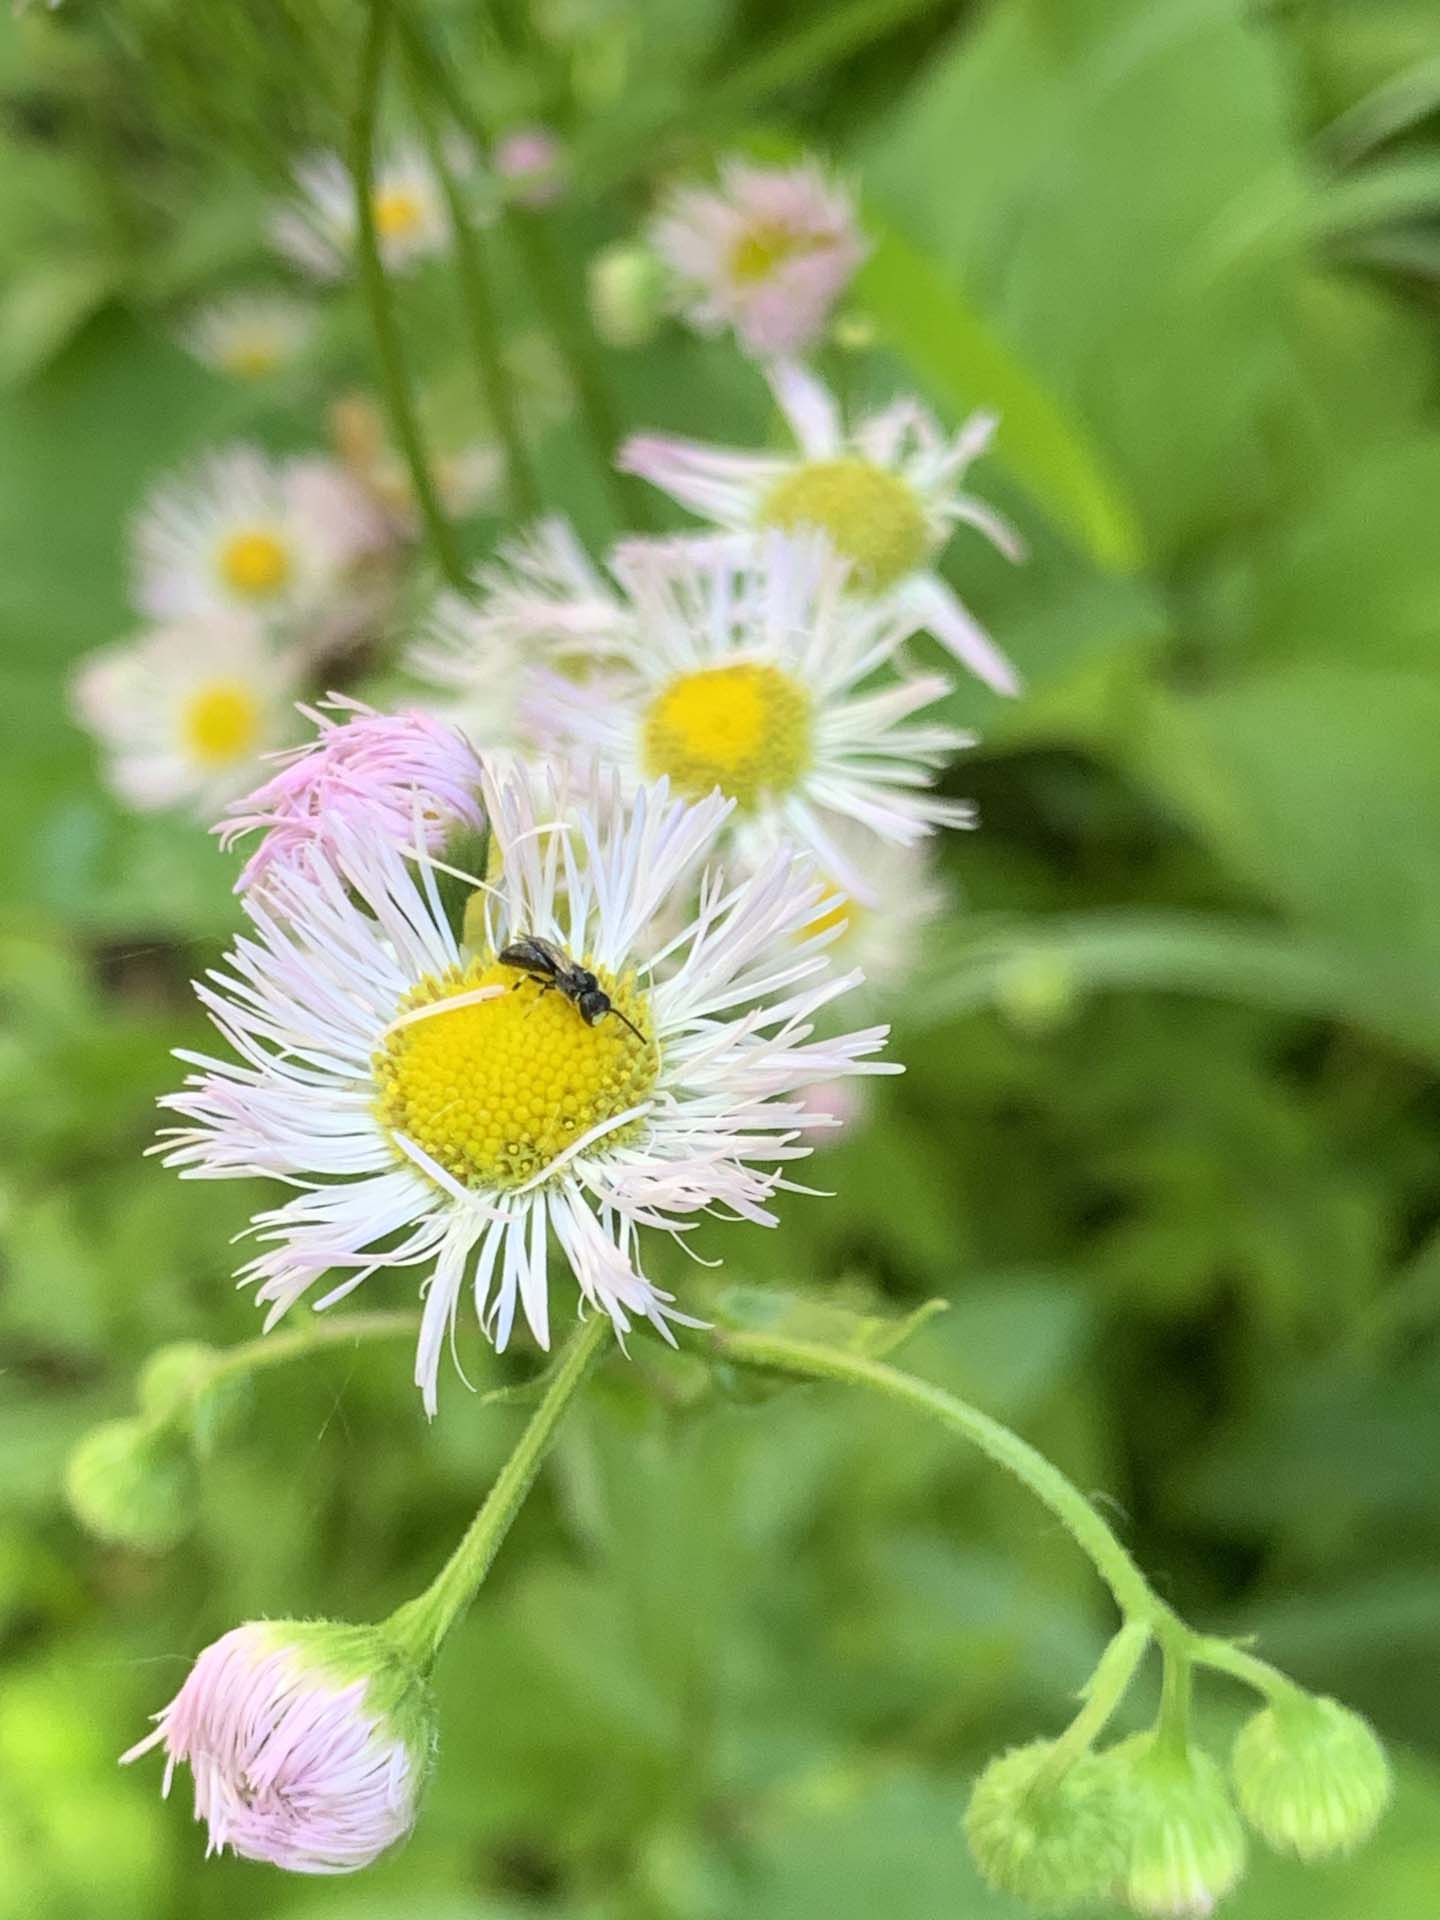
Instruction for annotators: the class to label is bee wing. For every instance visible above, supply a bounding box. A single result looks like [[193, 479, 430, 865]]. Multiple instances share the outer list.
[[498, 934, 567, 978]]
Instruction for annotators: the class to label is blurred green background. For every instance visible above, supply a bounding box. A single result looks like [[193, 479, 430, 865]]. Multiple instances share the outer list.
[[4, 0, 1440, 1915]]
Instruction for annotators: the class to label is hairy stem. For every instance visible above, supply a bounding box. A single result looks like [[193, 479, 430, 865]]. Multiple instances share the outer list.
[[204, 1311, 419, 1392], [386, 1313, 609, 1667], [713, 1327, 1165, 1625]]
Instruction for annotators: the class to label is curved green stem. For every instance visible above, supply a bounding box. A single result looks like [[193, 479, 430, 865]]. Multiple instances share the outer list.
[[352, 0, 466, 589], [204, 1311, 419, 1393], [1190, 1636, 1310, 1709], [386, 1313, 609, 1668], [713, 1328, 1164, 1625], [403, 32, 541, 521]]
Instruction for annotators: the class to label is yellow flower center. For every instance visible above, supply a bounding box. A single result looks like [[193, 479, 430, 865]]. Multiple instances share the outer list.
[[373, 187, 425, 240], [729, 220, 808, 285], [760, 457, 932, 592], [220, 341, 282, 380], [642, 662, 811, 811], [182, 681, 263, 767], [375, 956, 658, 1191], [803, 884, 860, 943], [218, 529, 292, 598]]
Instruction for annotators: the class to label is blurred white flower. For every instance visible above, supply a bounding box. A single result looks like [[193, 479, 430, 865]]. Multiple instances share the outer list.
[[524, 529, 976, 904], [621, 359, 1024, 695], [270, 146, 450, 280], [71, 618, 298, 815], [132, 444, 391, 633], [175, 293, 315, 380], [651, 156, 865, 359], [404, 517, 632, 755], [157, 764, 896, 1412]]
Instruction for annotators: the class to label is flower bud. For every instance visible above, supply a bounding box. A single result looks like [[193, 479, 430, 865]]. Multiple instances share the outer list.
[[64, 1417, 197, 1552], [1103, 1733, 1247, 1918], [122, 1619, 436, 1873], [965, 1739, 1126, 1912], [137, 1341, 217, 1422], [587, 242, 666, 349], [1231, 1694, 1390, 1861]]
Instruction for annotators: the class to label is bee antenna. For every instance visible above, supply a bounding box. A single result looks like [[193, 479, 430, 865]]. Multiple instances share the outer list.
[[612, 1008, 648, 1046]]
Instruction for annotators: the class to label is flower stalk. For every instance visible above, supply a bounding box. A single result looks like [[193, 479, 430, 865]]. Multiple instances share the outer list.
[[352, 0, 467, 589], [385, 1312, 610, 1667]]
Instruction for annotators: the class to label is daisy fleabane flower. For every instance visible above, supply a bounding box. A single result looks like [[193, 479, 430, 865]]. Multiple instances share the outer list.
[[651, 156, 865, 358], [157, 766, 896, 1412], [405, 517, 634, 753], [270, 146, 449, 280], [134, 445, 390, 632], [122, 1620, 434, 1874], [71, 618, 298, 815], [217, 696, 485, 892], [494, 127, 567, 207], [176, 292, 315, 380], [524, 530, 976, 904], [621, 358, 1025, 696]]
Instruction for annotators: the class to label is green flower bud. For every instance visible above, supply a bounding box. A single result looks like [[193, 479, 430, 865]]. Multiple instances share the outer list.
[[965, 1739, 1127, 1912], [1232, 1694, 1390, 1861], [137, 1341, 217, 1422], [64, 1417, 198, 1552], [587, 242, 666, 349], [1103, 1733, 1248, 1918], [994, 952, 1080, 1035]]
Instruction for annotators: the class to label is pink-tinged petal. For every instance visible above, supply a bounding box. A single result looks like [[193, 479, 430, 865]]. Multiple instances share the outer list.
[[766, 357, 843, 457], [900, 574, 1022, 698]]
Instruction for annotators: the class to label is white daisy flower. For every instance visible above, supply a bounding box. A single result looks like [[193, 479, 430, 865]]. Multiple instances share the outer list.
[[270, 146, 450, 281], [71, 618, 299, 815], [620, 358, 1025, 696], [651, 156, 865, 359], [157, 766, 896, 1413], [523, 530, 976, 905], [176, 293, 316, 380], [404, 518, 633, 755], [133, 445, 391, 633]]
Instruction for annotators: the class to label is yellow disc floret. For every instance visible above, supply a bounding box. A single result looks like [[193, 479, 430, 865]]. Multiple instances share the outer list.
[[373, 187, 425, 240], [761, 457, 932, 592], [642, 662, 812, 811], [802, 884, 859, 944], [730, 220, 807, 285], [375, 956, 658, 1191], [182, 681, 263, 766], [218, 529, 292, 598]]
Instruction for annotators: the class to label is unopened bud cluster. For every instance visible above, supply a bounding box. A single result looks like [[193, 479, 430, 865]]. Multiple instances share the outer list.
[[966, 1654, 1390, 1916]]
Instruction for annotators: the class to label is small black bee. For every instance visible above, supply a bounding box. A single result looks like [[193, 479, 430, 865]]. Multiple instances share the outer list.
[[497, 934, 648, 1044]]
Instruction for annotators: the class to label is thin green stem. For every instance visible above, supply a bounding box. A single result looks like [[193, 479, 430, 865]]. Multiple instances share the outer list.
[[1155, 1633, 1194, 1759], [713, 1328, 1164, 1626], [351, 0, 467, 590], [1032, 1619, 1152, 1789], [403, 29, 541, 520], [397, 1, 642, 530], [203, 1312, 419, 1393], [386, 1313, 609, 1668], [1190, 1636, 1310, 1710]]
